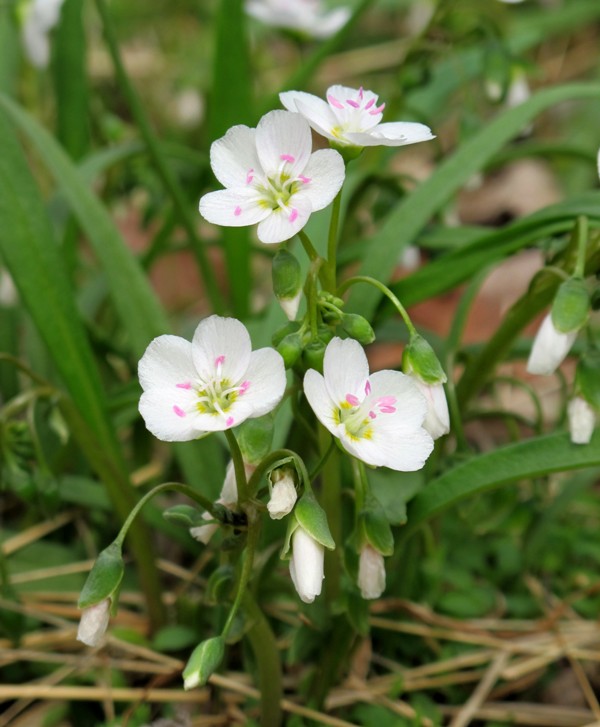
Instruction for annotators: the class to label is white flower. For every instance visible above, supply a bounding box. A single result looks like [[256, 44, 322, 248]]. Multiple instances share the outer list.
[[77, 598, 111, 647], [526, 314, 577, 376], [199, 110, 345, 244], [138, 315, 286, 441], [289, 527, 324, 603], [267, 471, 298, 519], [358, 545, 386, 600], [568, 397, 595, 445], [412, 379, 450, 440], [304, 338, 433, 470], [190, 460, 255, 544], [245, 0, 350, 39], [280, 85, 435, 148], [20, 0, 65, 69]]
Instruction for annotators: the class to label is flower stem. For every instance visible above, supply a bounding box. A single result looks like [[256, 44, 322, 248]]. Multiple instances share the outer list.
[[325, 188, 343, 291], [225, 429, 249, 503], [93, 0, 225, 314], [297, 229, 319, 262], [337, 275, 417, 336], [319, 425, 341, 602], [574, 215, 588, 278]]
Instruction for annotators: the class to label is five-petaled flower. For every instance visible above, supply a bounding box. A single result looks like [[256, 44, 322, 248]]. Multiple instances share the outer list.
[[245, 0, 350, 39], [138, 315, 286, 441], [280, 84, 435, 148], [199, 110, 345, 244], [303, 338, 433, 470]]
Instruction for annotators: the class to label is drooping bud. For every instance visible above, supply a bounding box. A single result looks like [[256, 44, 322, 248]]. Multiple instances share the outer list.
[[527, 314, 577, 376], [289, 527, 325, 604], [341, 314, 375, 345], [551, 278, 590, 334], [77, 542, 125, 647], [357, 545, 386, 600], [413, 380, 450, 440], [267, 468, 298, 520], [403, 334, 449, 438], [182, 636, 225, 690], [272, 249, 302, 321], [567, 396, 596, 445]]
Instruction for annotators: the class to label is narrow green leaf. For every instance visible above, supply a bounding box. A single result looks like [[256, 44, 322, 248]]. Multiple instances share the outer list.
[[349, 83, 600, 319], [0, 4, 19, 96], [401, 431, 600, 541]]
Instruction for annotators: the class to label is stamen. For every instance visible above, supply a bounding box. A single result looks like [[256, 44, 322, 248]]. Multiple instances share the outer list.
[[378, 396, 397, 406], [173, 405, 186, 418], [280, 154, 295, 163], [369, 103, 385, 116], [239, 380, 250, 395], [369, 410, 376, 419], [358, 87, 364, 100], [365, 381, 371, 395], [176, 382, 192, 390], [298, 175, 311, 184], [345, 393, 360, 406], [327, 94, 344, 110], [346, 99, 360, 108], [226, 416, 234, 427], [364, 98, 375, 110], [246, 168, 254, 184], [215, 355, 226, 366], [379, 405, 396, 414], [234, 206, 242, 216], [289, 208, 299, 223]]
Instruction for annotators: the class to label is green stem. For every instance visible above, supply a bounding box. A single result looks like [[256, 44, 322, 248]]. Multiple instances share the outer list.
[[297, 229, 319, 262], [337, 275, 417, 336], [325, 189, 343, 291], [351, 457, 369, 515], [247, 447, 310, 494], [93, 0, 225, 314], [574, 215, 588, 278], [114, 482, 218, 549], [225, 429, 249, 503], [244, 592, 283, 727], [319, 425, 341, 602]]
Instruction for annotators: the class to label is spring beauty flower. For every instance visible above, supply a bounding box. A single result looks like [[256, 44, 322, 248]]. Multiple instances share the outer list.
[[526, 314, 577, 376], [289, 526, 324, 603], [138, 315, 286, 441], [19, 0, 65, 68], [304, 338, 433, 470], [245, 0, 350, 38], [280, 85, 435, 149], [199, 110, 345, 244]]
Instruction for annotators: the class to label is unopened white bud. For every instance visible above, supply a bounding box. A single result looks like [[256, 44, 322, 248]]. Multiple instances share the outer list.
[[279, 292, 302, 322], [267, 475, 297, 520], [357, 545, 386, 600], [289, 527, 324, 604], [413, 379, 450, 440], [77, 598, 111, 647], [527, 314, 577, 376], [568, 396, 595, 445], [190, 512, 219, 545]]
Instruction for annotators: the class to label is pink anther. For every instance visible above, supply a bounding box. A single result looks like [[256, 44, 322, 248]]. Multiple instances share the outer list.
[[215, 355, 226, 367], [369, 410, 376, 419], [239, 380, 250, 394], [346, 99, 360, 108], [280, 154, 295, 163], [298, 175, 311, 184], [378, 396, 397, 406], [364, 98, 375, 110], [358, 87, 364, 100], [327, 94, 344, 109], [345, 393, 360, 406], [289, 208, 299, 223], [173, 405, 186, 418], [246, 168, 254, 184], [226, 416, 234, 427], [380, 406, 396, 414], [365, 381, 371, 395], [234, 206, 242, 216], [176, 381, 192, 390], [369, 103, 385, 116]]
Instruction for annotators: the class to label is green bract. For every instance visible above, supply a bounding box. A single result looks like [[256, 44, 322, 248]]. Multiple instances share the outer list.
[[551, 278, 590, 334], [403, 334, 447, 384], [78, 542, 124, 610]]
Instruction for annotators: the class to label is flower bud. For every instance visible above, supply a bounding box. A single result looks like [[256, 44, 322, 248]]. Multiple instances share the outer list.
[[341, 314, 375, 345], [267, 468, 298, 520], [77, 598, 111, 647], [182, 636, 225, 690], [302, 339, 326, 373], [289, 527, 324, 604], [527, 314, 577, 375], [277, 331, 303, 368], [272, 249, 302, 321], [357, 545, 386, 600], [413, 379, 450, 440], [551, 278, 590, 334], [403, 334, 447, 384], [567, 396, 596, 445]]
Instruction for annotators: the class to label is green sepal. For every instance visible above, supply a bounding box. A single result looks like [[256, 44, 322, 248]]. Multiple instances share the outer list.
[[277, 331, 303, 368], [330, 141, 362, 162], [551, 278, 590, 334], [272, 321, 300, 347], [182, 636, 225, 690], [302, 339, 326, 373], [236, 414, 274, 464], [294, 491, 335, 551], [272, 248, 302, 300], [403, 334, 447, 384], [575, 351, 600, 410], [280, 512, 301, 560], [341, 314, 375, 345], [359, 495, 394, 557], [163, 504, 205, 528], [78, 541, 124, 609]]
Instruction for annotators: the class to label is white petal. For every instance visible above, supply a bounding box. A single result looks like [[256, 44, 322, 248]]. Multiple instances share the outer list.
[[256, 196, 312, 244], [138, 335, 197, 392], [267, 477, 297, 519], [322, 337, 370, 406], [229, 347, 287, 419], [22, 20, 50, 68], [255, 110, 312, 179], [358, 546, 386, 600], [413, 380, 450, 440], [139, 388, 207, 442], [290, 528, 324, 603], [527, 314, 577, 375], [326, 84, 379, 106], [210, 125, 262, 189], [77, 599, 111, 647], [199, 188, 270, 228], [281, 93, 338, 142], [190, 513, 219, 545], [297, 149, 345, 212], [345, 122, 435, 147], [192, 316, 252, 385], [303, 369, 341, 437], [32, 0, 64, 30]]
